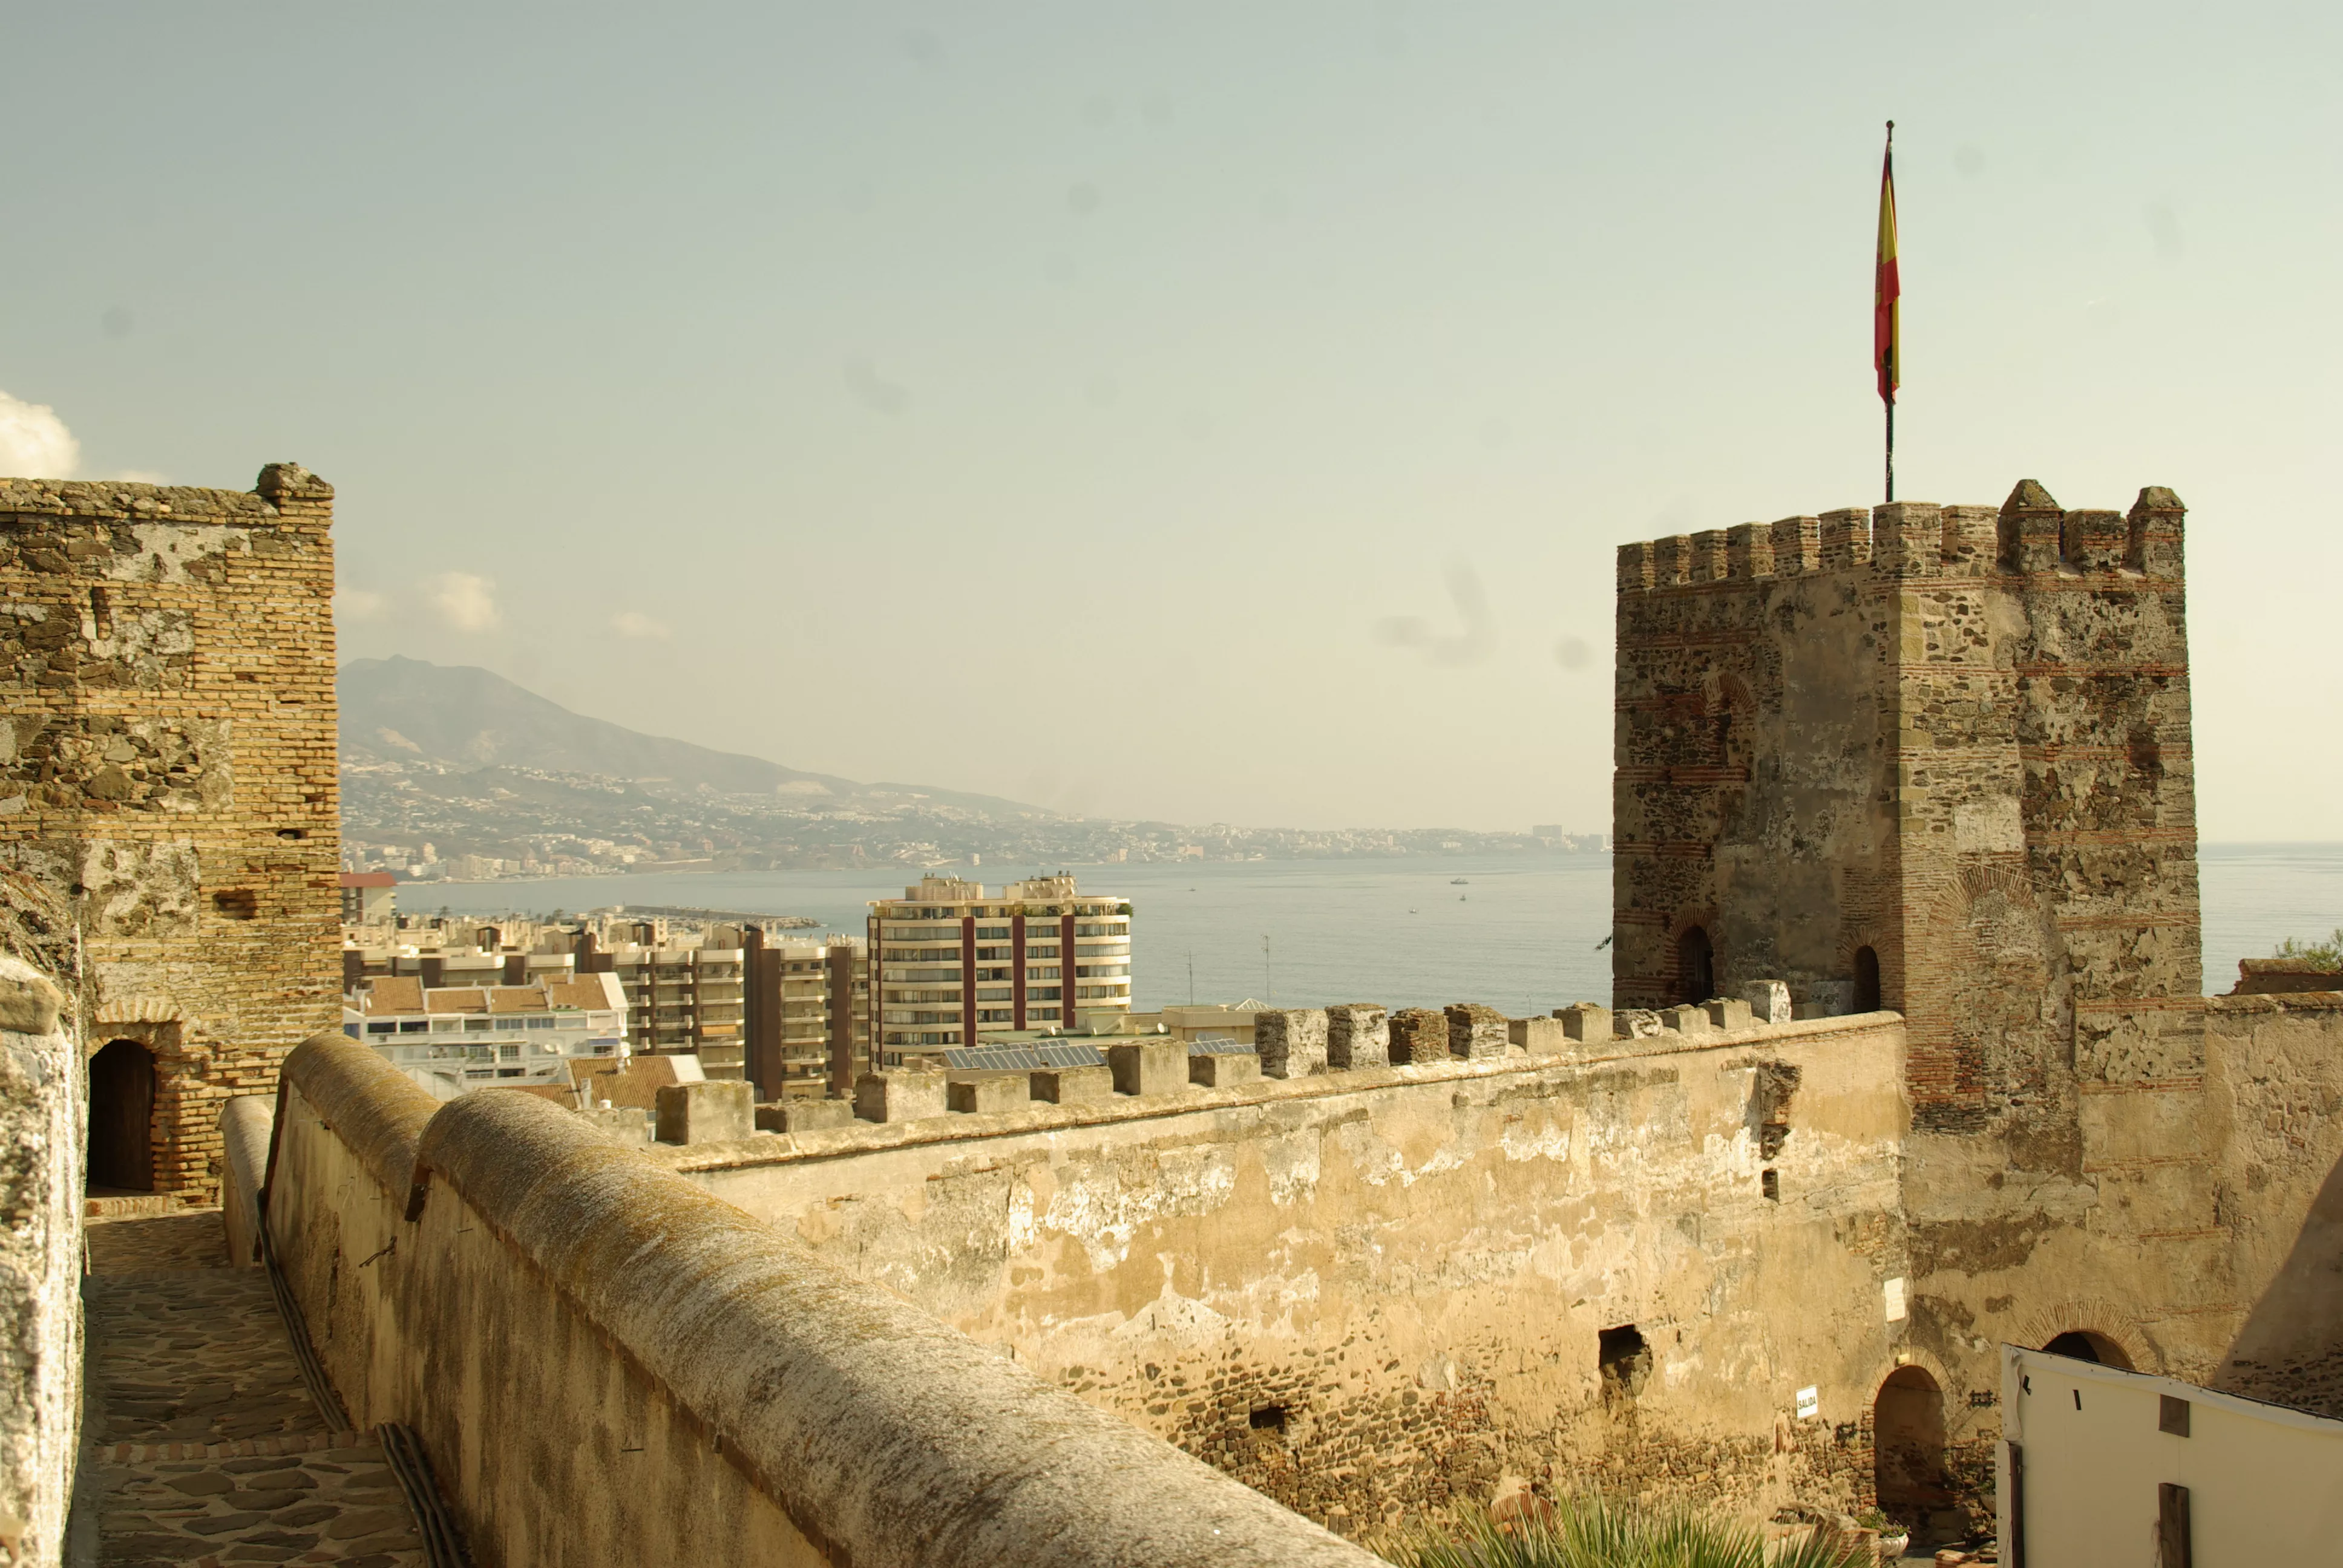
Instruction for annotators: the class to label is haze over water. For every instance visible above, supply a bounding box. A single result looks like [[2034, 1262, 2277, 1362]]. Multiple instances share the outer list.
[[415, 843, 2341, 1016]]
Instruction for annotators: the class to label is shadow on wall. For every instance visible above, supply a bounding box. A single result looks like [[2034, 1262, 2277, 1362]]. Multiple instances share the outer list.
[[2216, 1145, 2343, 1418]]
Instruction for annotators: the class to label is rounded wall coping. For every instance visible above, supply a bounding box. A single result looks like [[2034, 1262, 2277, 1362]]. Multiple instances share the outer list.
[[413, 1086, 1381, 1568], [280, 1034, 437, 1218]]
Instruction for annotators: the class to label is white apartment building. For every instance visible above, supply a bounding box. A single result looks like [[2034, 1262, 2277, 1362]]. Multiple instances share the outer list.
[[868, 875, 1132, 1053], [343, 971, 629, 1102]]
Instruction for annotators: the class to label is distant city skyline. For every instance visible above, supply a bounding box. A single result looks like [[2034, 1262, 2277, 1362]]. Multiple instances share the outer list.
[[0, 4, 2333, 837]]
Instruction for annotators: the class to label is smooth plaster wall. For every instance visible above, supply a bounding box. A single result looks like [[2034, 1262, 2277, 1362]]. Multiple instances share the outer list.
[[672, 1016, 1912, 1531], [1999, 1345, 2343, 1566]]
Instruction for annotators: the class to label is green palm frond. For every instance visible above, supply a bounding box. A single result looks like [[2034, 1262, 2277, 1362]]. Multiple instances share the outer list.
[[1375, 1495, 1872, 1568]]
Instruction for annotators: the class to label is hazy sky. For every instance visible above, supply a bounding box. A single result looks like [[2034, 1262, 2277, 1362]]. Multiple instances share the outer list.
[[3, 4, 2335, 836]]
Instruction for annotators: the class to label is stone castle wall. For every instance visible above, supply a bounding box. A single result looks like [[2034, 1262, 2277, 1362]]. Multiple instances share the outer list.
[[665, 1013, 1912, 1534], [262, 1036, 1378, 1568], [0, 467, 341, 1197]]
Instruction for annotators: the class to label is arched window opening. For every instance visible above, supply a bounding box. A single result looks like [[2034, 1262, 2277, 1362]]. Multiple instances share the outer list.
[[1873, 1365, 1955, 1546], [88, 1039, 157, 1194], [1853, 946, 1882, 1013], [2042, 1330, 2132, 1370], [1676, 927, 1714, 1007]]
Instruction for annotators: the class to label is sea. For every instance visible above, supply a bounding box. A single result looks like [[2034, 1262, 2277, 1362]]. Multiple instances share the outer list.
[[411, 843, 2343, 1018]]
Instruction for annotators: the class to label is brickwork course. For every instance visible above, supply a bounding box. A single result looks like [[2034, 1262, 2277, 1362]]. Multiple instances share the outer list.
[[0, 466, 342, 1200]]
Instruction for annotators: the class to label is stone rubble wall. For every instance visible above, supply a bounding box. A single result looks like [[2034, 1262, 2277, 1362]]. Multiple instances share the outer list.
[[0, 468, 342, 1200], [264, 1034, 1380, 1568], [0, 946, 81, 1568], [664, 1008, 1912, 1534]]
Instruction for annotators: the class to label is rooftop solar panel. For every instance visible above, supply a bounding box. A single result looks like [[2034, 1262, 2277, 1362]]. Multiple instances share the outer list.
[[944, 1043, 1109, 1072]]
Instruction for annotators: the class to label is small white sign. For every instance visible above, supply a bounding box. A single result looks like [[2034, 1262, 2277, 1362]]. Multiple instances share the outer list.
[[1795, 1385, 1820, 1420], [1884, 1276, 1907, 1322]]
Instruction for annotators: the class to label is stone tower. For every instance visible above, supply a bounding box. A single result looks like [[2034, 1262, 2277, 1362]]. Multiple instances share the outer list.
[[1611, 482, 2199, 1125], [1612, 482, 2224, 1501], [1, 465, 341, 1198]]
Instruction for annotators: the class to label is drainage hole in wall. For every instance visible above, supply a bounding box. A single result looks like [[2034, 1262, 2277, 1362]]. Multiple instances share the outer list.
[[1761, 1169, 1780, 1201], [1248, 1405, 1288, 1434], [1599, 1324, 1652, 1402]]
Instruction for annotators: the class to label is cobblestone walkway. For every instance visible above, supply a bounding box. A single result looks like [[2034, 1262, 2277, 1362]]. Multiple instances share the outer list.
[[76, 1209, 430, 1568]]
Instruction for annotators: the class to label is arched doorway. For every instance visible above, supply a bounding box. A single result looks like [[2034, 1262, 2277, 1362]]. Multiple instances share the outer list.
[[2042, 1330, 2133, 1370], [1873, 1365, 1952, 1544], [1853, 946, 1881, 1013], [1676, 927, 1714, 1006], [88, 1039, 156, 1193]]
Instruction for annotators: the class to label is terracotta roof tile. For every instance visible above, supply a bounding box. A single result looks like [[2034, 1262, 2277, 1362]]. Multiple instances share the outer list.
[[366, 976, 425, 1015]]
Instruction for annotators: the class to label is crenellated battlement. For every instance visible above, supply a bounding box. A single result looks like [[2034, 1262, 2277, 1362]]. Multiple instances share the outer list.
[[1615, 481, 2186, 594]]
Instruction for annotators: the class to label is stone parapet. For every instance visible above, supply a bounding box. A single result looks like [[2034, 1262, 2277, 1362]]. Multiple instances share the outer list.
[[1188, 1050, 1261, 1088], [856, 1071, 947, 1124], [1443, 1002, 1509, 1060], [677, 1010, 1912, 1530], [218, 1096, 271, 1266], [1107, 1039, 1187, 1097], [948, 1077, 1026, 1116], [1253, 1008, 1328, 1078], [1386, 1008, 1444, 1064], [1324, 1005, 1389, 1069], [643, 1008, 1906, 1174], [263, 1036, 1380, 1568], [656, 1080, 753, 1145]]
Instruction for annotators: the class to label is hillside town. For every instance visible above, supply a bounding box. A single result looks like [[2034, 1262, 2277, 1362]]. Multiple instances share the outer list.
[[339, 753, 1604, 881]]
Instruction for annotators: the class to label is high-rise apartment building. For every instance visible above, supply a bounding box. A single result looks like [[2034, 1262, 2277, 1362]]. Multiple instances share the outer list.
[[868, 875, 1132, 1053], [743, 926, 871, 1100], [594, 935, 748, 1077]]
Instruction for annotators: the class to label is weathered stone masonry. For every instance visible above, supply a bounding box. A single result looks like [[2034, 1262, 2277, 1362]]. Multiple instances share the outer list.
[[1607, 483, 2343, 1530], [0, 467, 341, 1198], [666, 1014, 1912, 1533]]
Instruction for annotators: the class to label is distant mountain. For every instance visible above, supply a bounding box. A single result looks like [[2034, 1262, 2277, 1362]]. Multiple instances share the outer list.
[[337, 656, 1050, 816]]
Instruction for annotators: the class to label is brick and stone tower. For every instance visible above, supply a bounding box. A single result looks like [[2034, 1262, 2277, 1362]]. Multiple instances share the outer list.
[[1612, 482, 2198, 1122], [1, 465, 341, 1199], [1613, 483, 2220, 1459]]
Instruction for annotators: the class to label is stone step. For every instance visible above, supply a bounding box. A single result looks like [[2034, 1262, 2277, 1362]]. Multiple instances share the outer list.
[[84, 1191, 183, 1220]]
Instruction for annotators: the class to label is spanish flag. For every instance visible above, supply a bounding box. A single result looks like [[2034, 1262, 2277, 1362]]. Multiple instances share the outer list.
[[1875, 126, 1899, 405]]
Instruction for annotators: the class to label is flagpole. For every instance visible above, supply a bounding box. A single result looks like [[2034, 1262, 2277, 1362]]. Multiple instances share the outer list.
[[1883, 120, 1895, 504]]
